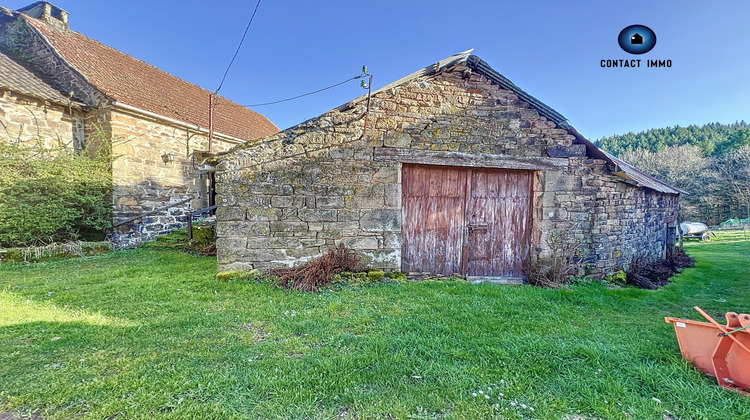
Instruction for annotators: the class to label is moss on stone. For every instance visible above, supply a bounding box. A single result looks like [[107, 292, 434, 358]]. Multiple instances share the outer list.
[[367, 270, 385, 281], [216, 269, 259, 282]]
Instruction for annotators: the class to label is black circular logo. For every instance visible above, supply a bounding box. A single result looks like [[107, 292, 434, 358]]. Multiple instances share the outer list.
[[618, 25, 656, 54]]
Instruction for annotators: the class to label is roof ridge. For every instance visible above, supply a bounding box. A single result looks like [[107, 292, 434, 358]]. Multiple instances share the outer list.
[[17, 14, 278, 140], [21, 15, 259, 114]]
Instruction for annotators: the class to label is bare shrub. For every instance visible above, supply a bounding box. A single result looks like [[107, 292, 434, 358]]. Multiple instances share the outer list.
[[199, 243, 217, 256], [627, 248, 695, 289], [270, 243, 360, 292], [528, 229, 587, 287]]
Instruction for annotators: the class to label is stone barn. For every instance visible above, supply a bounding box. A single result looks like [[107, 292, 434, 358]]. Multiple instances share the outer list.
[[216, 50, 681, 281]]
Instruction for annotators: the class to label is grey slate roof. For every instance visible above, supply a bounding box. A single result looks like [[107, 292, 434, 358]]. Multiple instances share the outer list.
[[339, 49, 682, 195], [0, 47, 71, 104]]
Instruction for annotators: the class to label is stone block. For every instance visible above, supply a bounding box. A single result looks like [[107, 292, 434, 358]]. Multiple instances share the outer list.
[[280, 208, 300, 221], [215, 236, 247, 251], [382, 232, 401, 249], [357, 249, 400, 270], [115, 196, 138, 206], [384, 184, 401, 208], [353, 147, 374, 160], [360, 209, 401, 232], [244, 248, 290, 262], [300, 238, 326, 247], [344, 194, 384, 209], [248, 183, 294, 195], [384, 133, 412, 148], [270, 221, 308, 235], [246, 236, 302, 249], [217, 261, 255, 272], [245, 207, 282, 221], [372, 165, 399, 183], [298, 209, 338, 222], [339, 236, 379, 250], [286, 247, 322, 258], [216, 221, 270, 237], [337, 210, 359, 222], [316, 196, 345, 209], [239, 195, 271, 207]]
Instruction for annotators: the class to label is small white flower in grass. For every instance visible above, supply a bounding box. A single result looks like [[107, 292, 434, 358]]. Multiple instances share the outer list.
[[510, 401, 516, 407], [484, 395, 490, 399], [51, 337, 61, 341], [479, 390, 484, 394], [521, 404, 527, 409], [47, 292, 53, 296], [79, 358, 85, 363], [529, 407, 534, 411], [472, 392, 477, 397], [498, 392, 504, 397]]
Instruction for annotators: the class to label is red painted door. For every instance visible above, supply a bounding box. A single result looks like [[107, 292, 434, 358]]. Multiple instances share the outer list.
[[401, 164, 532, 278]]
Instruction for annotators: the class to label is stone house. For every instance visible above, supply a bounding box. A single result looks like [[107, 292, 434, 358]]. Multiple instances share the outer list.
[[215, 49, 681, 280], [0, 2, 278, 246]]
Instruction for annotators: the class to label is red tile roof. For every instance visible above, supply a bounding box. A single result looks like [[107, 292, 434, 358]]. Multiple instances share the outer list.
[[23, 16, 278, 141]]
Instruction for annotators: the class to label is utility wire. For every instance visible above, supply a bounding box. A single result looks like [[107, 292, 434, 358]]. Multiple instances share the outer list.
[[244, 75, 367, 107], [215, 0, 262, 94]]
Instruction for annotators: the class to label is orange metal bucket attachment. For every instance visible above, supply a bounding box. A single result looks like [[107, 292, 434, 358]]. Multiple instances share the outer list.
[[665, 307, 750, 395]]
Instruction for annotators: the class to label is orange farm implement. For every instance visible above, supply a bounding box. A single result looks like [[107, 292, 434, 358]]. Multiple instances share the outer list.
[[665, 306, 750, 395]]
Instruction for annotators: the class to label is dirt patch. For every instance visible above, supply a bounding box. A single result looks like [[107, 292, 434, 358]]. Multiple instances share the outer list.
[[0, 410, 43, 420]]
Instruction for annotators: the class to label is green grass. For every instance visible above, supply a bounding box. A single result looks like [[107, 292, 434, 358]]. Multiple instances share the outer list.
[[707, 228, 750, 242], [1, 242, 749, 419]]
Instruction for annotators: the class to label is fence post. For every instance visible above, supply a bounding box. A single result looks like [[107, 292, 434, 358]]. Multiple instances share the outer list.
[[187, 214, 193, 240]]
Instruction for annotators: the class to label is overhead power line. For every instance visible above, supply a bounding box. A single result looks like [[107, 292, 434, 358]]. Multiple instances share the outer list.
[[215, 0, 262, 94], [244, 74, 369, 107]]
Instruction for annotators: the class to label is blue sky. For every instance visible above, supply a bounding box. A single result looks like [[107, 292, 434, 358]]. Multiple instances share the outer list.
[[5, 0, 750, 139]]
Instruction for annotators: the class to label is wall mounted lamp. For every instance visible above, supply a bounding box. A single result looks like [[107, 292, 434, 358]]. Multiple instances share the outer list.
[[161, 151, 176, 164]]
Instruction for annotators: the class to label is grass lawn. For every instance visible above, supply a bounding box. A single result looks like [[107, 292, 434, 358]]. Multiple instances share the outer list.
[[1, 241, 749, 419]]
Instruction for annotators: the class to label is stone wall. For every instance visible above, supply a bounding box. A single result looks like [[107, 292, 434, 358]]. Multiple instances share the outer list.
[[108, 107, 243, 247], [216, 63, 679, 277], [0, 89, 83, 149]]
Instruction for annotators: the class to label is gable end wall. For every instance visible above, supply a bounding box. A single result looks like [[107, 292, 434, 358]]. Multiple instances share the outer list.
[[216, 64, 678, 277]]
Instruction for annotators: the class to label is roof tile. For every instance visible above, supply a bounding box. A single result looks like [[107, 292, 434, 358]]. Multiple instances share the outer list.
[[23, 16, 278, 140]]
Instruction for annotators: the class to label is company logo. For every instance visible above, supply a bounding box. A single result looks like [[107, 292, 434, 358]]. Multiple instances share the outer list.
[[618, 25, 656, 54]]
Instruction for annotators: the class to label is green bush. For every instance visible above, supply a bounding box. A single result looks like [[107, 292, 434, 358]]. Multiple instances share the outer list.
[[0, 141, 113, 247]]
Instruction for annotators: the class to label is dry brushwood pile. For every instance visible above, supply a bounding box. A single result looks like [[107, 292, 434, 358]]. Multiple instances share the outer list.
[[270, 243, 360, 292], [199, 243, 217, 256], [627, 247, 695, 289]]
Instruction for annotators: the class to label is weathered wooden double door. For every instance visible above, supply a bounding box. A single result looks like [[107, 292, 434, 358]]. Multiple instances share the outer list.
[[401, 164, 533, 279]]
